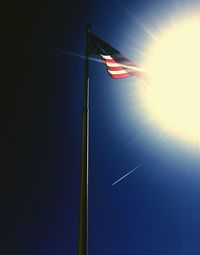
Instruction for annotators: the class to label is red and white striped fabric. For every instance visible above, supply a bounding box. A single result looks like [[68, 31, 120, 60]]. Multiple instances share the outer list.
[[90, 33, 146, 80], [100, 54, 144, 79]]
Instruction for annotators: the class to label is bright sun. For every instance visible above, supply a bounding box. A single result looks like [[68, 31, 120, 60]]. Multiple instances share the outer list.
[[143, 16, 200, 144]]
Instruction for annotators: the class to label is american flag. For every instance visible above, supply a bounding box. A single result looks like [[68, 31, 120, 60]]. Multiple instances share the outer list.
[[90, 33, 145, 80]]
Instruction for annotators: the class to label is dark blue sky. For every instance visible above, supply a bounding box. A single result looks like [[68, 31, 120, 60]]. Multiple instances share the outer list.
[[3, 0, 200, 255]]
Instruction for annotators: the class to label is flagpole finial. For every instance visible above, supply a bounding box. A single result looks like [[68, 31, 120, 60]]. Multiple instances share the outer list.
[[84, 24, 91, 32]]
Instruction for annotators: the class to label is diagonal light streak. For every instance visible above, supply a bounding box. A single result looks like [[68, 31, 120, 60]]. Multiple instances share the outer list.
[[112, 164, 142, 186], [56, 49, 103, 63]]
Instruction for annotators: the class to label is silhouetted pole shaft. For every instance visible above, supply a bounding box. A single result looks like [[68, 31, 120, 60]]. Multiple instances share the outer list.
[[78, 24, 91, 255]]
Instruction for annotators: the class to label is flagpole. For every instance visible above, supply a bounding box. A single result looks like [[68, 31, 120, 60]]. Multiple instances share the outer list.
[[78, 24, 91, 255]]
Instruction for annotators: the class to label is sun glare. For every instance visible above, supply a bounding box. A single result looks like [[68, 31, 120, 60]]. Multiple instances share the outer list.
[[142, 16, 200, 144]]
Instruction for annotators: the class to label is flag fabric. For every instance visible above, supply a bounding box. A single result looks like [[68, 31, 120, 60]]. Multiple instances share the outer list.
[[90, 33, 145, 80]]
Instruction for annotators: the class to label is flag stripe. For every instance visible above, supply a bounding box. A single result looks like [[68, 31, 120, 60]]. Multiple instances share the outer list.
[[112, 73, 130, 78], [91, 34, 146, 81], [106, 62, 143, 71], [107, 66, 124, 71], [102, 57, 128, 63], [105, 62, 136, 68], [108, 69, 128, 75], [108, 69, 136, 75], [101, 54, 123, 60], [101, 54, 138, 65], [100, 54, 143, 71]]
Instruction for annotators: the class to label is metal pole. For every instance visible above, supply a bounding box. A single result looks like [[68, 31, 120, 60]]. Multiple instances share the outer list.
[[78, 24, 91, 255]]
